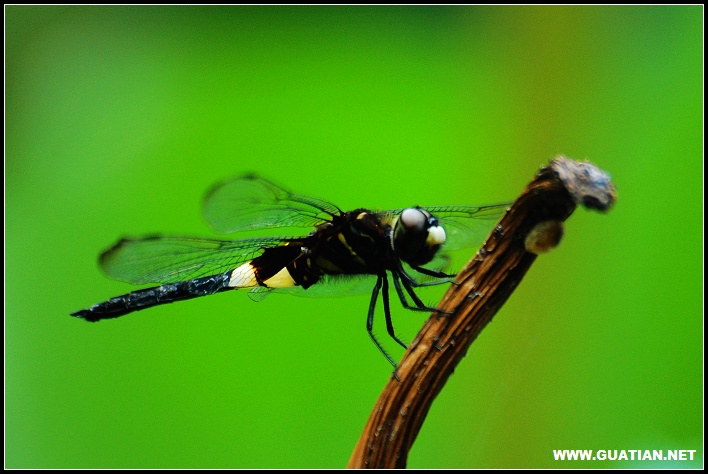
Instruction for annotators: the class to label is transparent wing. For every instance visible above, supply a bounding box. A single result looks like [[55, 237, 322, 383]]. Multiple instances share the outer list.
[[428, 204, 510, 251], [269, 272, 450, 299], [99, 235, 292, 285], [382, 203, 510, 252], [202, 175, 342, 233], [245, 275, 378, 302], [272, 274, 378, 298]]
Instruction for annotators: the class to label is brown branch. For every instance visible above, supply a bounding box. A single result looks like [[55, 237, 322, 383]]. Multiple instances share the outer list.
[[347, 156, 617, 469]]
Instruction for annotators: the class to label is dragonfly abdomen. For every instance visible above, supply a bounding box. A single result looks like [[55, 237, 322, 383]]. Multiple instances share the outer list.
[[72, 271, 233, 322]]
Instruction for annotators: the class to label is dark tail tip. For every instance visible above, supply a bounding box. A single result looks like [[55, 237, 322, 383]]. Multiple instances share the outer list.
[[70, 310, 101, 322]]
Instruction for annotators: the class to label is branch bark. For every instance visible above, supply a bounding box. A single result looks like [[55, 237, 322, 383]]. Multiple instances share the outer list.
[[347, 156, 617, 469]]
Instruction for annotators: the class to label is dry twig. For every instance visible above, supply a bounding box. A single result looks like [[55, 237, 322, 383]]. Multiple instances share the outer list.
[[347, 156, 617, 469]]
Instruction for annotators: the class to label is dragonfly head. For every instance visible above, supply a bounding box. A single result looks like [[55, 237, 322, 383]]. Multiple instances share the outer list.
[[393, 207, 446, 266]]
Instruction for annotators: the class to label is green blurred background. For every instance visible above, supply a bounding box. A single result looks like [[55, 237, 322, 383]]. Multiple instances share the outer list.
[[6, 6, 702, 468]]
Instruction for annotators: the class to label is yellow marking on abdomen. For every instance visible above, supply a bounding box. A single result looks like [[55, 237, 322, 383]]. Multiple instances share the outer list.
[[262, 266, 297, 288]]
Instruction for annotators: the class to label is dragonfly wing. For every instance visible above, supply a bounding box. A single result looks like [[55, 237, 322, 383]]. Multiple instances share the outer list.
[[202, 175, 342, 233], [248, 287, 274, 302], [418, 204, 509, 251], [272, 274, 377, 298], [99, 235, 291, 285]]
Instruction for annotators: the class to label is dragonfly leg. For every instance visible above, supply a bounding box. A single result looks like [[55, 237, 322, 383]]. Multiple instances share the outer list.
[[381, 273, 408, 350], [400, 266, 454, 288], [367, 275, 399, 370], [410, 264, 457, 280], [409, 264, 460, 287], [392, 270, 454, 315]]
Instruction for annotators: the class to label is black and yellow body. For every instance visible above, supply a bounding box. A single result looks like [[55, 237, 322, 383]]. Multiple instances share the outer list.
[[72, 175, 508, 368]]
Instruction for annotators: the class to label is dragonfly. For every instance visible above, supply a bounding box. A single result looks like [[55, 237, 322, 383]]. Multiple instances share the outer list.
[[71, 175, 509, 368]]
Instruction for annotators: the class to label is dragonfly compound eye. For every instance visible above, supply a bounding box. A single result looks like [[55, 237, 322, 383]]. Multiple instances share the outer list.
[[399, 208, 428, 233]]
